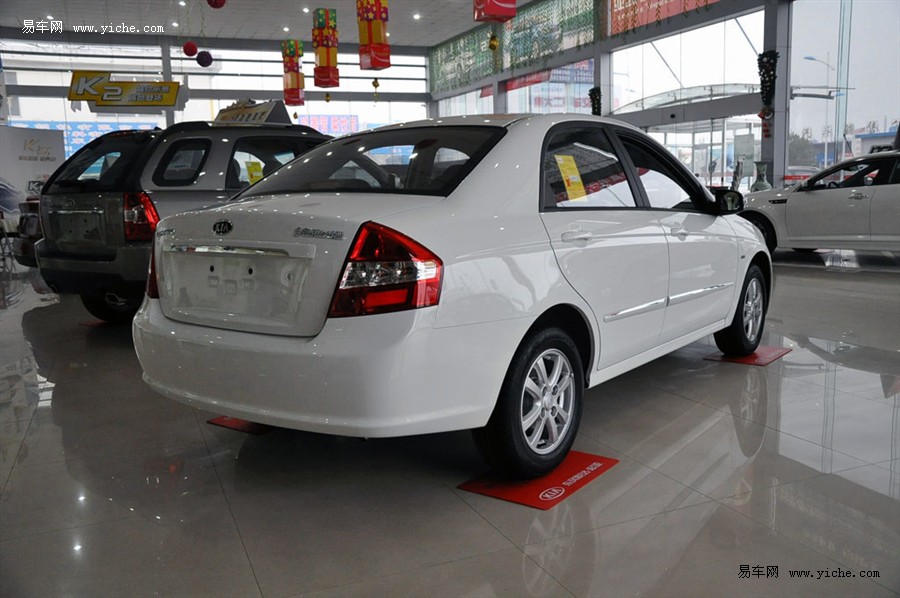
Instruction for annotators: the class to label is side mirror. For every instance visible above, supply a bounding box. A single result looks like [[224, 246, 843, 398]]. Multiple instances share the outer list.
[[713, 188, 744, 214]]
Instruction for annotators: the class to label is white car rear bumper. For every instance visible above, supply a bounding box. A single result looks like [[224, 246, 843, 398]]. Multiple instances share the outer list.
[[133, 299, 530, 437]]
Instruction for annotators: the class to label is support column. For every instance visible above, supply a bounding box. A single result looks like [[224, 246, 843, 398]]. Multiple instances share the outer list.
[[761, 0, 791, 188], [160, 39, 175, 127]]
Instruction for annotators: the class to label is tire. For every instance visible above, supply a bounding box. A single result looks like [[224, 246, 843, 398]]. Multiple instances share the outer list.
[[80, 293, 142, 324], [714, 265, 767, 356], [743, 214, 777, 253], [473, 327, 584, 479]]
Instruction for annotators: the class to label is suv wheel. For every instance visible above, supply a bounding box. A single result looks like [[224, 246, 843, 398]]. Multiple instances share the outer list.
[[80, 293, 142, 324]]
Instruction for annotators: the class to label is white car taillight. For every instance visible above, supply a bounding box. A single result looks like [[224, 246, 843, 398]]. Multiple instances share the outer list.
[[328, 222, 442, 317], [124, 192, 160, 242]]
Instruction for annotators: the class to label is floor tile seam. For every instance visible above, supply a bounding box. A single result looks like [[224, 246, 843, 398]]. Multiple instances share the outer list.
[[281, 547, 536, 598], [200, 411, 266, 598], [0, 511, 145, 543], [711, 485, 900, 582], [519, 496, 719, 551], [0, 439, 212, 473], [0, 399, 36, 496], [521, 551, 580, 598], [449, 485, 537, 549], [774, 427, 889, 467]]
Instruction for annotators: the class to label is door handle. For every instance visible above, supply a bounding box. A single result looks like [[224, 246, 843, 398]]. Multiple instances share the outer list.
[[669, 227, 689, 240], [560, 231, 593, 243], [848, 192, 865, 200]]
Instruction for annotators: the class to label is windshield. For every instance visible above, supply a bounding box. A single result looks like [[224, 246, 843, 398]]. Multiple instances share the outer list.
[[45, 131, 157, 194], [232, 126, 506, 199]]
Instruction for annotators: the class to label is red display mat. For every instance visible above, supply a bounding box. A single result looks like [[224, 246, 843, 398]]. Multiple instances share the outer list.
[[704, 346, 792, 366], [459, 451, 619, 510], [207, 416, 271, 435]]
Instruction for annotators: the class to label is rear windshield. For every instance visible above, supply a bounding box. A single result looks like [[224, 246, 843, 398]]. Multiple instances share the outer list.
[[45, 131, 157, 194], [232, 126, 506, 199]]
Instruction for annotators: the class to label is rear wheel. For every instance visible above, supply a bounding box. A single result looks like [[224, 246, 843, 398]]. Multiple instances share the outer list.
[[714, 265, 767, 356], [80, 293, 142, 324], [473, 327, 584, 479]]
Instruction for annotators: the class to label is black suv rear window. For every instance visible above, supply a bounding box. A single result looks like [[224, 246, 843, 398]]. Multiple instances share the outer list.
[[45, 131, 157, 194], [233, 126, 506, 199]]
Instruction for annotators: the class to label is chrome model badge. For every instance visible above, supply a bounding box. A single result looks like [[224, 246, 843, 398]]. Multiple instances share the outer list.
[[212, 220, 233, 235], [293, 227, 343, 240]]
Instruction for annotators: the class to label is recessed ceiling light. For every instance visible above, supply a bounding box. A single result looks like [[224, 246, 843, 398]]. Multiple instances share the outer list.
[[386, 32, 391, 37], [413, 13, 421, 20], [283, 26, 290, 32], [302, 7, 310, 13], [178, 0, 186, 5], [172, 22, 179, 27], [47, 15, 53, 19]]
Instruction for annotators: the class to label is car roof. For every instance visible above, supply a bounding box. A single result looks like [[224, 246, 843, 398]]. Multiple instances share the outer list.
[[367, 113, 642, 133]]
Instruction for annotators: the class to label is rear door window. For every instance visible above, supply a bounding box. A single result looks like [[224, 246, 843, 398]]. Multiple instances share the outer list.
[[153, 138, 211, 186], [227, 137, 318, 190], [44, 131, 156, 194]]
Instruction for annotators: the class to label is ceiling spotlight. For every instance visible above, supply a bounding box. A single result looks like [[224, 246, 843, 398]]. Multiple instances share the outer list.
[[302, 7, 310, 13], [178, 0, 186, 5], [413, 13, 421, 20], [47, 15, 53, 19], [386, 32, 391, 37], [172, 22, 179, 27], [283, 26, 290, 32]]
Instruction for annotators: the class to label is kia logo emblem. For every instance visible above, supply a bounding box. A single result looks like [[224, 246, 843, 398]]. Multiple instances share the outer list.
[[212, 220, 233, 235], [539, 487, 565, 501]]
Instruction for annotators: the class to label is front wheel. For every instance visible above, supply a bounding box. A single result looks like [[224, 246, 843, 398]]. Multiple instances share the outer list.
[[714, 265, 767, 356], [473, 327, 584, 479], [742, 214, 777, 253], [80, 293, 142, 324]]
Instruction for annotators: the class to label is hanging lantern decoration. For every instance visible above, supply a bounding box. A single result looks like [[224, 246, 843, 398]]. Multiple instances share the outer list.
[[312, 8, 339, 88], [473, 0, 516, 22], [281, 39, 305, 106], [757, 50, 779, 139], [196, 50, 214, 68], [357, 0, 390, 70], [372, 77, 380, 101], [182, 41, 198, 57], [324, 92, 332, 102], [207, 0, 226, 8], [488, 33, 499, 52]]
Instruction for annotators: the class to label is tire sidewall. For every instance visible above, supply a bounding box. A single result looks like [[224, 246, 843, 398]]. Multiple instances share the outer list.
[[496, 327, 584, 476], [735, 265, 767, 353]]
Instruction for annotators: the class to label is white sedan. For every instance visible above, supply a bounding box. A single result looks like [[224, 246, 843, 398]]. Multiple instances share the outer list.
[[741, 151, 900, 252], [134, 114, 770, 478]]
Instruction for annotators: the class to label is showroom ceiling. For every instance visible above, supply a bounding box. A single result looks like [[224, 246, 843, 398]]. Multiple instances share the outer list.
[[1, 0, 484, 48]]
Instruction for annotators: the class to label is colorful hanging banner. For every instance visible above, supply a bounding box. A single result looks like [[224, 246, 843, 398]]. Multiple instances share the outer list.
[[281, 39, 305, 106], [474, 0, 516, 22], [312, 8, 340, 87], [357, 0, 391, 70]]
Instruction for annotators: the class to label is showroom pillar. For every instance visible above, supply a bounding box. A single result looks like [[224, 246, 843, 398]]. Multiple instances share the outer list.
[[761, 0, 791, 187], [161, 39, 175, 127]]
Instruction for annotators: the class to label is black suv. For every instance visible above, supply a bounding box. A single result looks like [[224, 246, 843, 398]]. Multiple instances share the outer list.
[[35, 121, 329, 322]]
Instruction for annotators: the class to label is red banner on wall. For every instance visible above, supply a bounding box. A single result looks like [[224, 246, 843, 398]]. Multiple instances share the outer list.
[[610, 0, 721, 35]]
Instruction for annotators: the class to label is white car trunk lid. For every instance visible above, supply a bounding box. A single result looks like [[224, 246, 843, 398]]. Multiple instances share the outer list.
[[154, 193, 439, 337]]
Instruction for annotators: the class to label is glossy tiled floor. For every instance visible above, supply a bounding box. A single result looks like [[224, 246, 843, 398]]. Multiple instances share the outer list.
[[2, 250, 898, 597]]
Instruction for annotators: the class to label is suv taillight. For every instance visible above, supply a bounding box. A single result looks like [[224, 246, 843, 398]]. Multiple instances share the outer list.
[[328, 222, 442, 317], [124, 192, 159, 242], [146, 239, 160, 298]]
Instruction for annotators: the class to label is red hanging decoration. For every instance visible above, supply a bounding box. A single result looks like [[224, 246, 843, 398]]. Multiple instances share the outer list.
[[281, 39, 305, 106], [357, 0, 390, 70], [312, 8, 339, 88], [182, 41, 198, 57], [474, 0, 516, 22], [196, 50, 213, 67], [207, 0, 226, 8]]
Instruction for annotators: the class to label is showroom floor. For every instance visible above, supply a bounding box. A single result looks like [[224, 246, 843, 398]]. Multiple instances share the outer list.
[[1, 250, 898, 597]]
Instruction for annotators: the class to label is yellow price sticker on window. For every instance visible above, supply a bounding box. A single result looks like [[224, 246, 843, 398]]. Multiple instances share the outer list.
[[245, 161, 264, 184], [555, 155, 586, 201]]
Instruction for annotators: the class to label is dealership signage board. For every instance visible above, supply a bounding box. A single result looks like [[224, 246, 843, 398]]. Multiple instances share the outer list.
[[214, 100, 291, 124], [68, 71, 180, 107], [0, 125, 65, 218]]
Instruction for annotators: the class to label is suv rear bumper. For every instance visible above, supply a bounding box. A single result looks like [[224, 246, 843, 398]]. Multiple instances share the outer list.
[[35, 239, 150, 297]]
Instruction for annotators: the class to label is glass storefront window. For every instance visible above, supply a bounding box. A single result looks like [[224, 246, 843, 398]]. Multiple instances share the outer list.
[[505, 59, 594, 114], [437, 88, 494, 117], [647, 115, 763, 191], [611, 11, 763, 113], [788, 0, 900, 171]]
